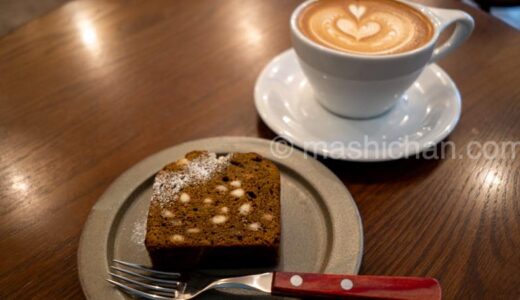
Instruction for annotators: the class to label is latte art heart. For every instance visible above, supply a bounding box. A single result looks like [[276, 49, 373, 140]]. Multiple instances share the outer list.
[[298, 0, 434, 55], [337, 19, 381, 41], [348, 4, 366, 20]]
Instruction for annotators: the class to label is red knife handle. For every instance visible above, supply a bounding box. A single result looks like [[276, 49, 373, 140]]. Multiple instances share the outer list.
[[271, 272, 441, 299]]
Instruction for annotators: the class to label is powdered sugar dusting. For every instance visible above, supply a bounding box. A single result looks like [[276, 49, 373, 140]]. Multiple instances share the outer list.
[[152, 153, 231, 206], [131, 217, 146, 245]]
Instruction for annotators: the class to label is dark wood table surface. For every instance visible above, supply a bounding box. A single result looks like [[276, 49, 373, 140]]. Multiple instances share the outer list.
[[1, 0, 519, 299]]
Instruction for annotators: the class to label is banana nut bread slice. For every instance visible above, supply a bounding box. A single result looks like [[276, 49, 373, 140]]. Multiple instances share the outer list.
[[145, 151, 281, 269]]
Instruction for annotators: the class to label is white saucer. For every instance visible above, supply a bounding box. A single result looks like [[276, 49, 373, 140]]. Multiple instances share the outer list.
[[254, 49, 461, 162]]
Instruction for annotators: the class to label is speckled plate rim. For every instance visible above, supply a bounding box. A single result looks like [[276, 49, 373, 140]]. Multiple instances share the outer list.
[[78, 137, 363, 299]]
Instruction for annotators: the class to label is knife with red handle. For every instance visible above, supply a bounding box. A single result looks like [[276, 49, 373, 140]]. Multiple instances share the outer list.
[[268, 272, 441, 299]]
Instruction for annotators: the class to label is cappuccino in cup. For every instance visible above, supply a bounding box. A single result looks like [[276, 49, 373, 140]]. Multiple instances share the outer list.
[[298, 0, 434, 55], [291, 0, 474, 118]]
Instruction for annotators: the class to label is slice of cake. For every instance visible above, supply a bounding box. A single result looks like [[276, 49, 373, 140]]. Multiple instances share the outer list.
[[145, 151, 281, 269]]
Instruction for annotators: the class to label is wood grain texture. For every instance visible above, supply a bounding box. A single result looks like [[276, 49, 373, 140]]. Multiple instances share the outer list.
[[0, 0, 519, 299]]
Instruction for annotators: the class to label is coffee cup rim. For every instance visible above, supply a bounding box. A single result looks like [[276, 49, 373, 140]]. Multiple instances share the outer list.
[[291, 0, 442, 60]]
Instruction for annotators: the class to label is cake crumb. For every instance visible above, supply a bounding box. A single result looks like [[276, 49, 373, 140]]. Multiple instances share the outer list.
[[203, 198, 213, 204]]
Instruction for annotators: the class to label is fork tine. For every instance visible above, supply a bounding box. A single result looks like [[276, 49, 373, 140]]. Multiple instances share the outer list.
[[107, 279, 174, 300], [113, 259, 181, 277], [110, 265, 183, 286], [109, 272, 178, 294]]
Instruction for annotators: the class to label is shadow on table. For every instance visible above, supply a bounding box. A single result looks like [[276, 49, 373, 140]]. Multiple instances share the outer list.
[[256, 117, 446, 184]]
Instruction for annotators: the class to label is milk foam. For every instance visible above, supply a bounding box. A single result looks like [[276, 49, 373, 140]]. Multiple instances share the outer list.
[[298, 0, 434, 55]]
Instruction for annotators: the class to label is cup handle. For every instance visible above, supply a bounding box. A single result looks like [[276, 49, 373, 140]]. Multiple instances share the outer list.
[[428, 8, 474, 63]]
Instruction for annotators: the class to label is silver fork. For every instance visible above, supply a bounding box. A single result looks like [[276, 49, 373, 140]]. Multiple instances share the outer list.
[[107, 259, 272, 299], [107, 259, 442, 299]]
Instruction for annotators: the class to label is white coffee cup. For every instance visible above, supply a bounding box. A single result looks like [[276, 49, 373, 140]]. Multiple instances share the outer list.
[[291, 0, 474, 119]]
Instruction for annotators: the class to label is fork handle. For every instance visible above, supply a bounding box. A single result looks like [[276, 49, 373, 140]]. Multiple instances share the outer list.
[[271, 272, 441, 299]]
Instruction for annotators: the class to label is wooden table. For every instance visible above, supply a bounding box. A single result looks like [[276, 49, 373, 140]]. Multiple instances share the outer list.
[[1, 0, 519, 299]]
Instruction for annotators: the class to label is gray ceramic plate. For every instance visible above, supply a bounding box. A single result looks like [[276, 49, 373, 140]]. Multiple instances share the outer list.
[[78, 137, 363, 299]]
